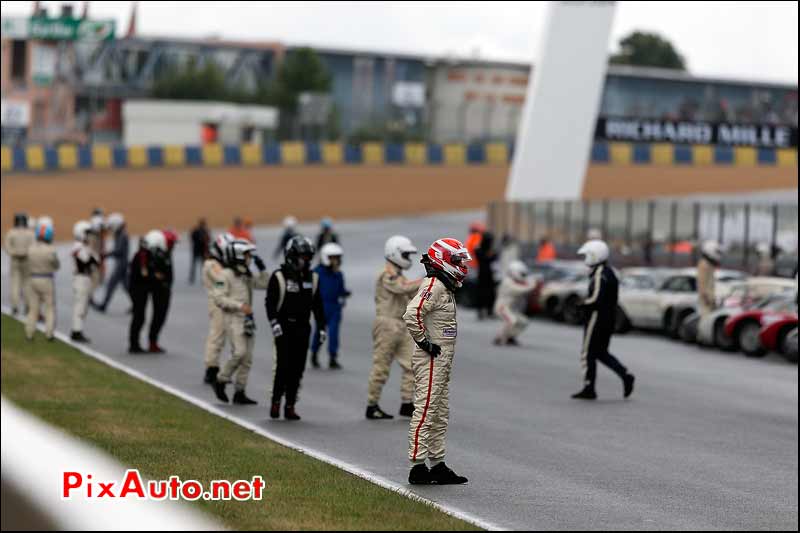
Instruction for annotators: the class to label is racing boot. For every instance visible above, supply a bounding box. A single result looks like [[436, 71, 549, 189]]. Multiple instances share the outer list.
[[506, 337, 519, 346], [429, 462, 468, 485], [148, 342, 165, 354], [213, 381, 229, 403], [366, 404, 394, 420], [129, 344, 145, 354], [204, 366, 219, 385], [571, 386, 597, 400], [232, 390, 258, 405], [284, 405, 301, 421], [329, 358, 342, 370], [408, 464, 431, 485], [623, 373, 635, 398], [310, 351, 320, 369], [70, 331, 90, 343], [399, 402, 414, 417], [270, 402, 281, 419]]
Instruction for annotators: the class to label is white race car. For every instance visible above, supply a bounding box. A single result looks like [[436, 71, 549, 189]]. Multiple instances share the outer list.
[[616, 267, 748, 336], [695, 277, 798, 349]]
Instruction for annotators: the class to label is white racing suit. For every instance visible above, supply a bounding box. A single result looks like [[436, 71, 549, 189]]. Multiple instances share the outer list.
[[72, 242, 99, 333], [4, 227, 34, 312], [367, 265, 421, 406], [203, 258, 228, 370], [212, 267, 269, 392], [25, 241, 60, 339], [403, 275, 458, 465], [493, 276, 535, 343]]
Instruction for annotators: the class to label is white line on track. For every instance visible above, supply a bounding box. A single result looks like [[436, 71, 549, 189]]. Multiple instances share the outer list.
[[2, 306, 505, 531]]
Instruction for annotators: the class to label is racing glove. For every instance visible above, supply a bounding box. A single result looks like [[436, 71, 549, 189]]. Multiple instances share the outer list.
[[416, 338, 441, 357], [318, 329, 328, 345], [270, 320, 283, 338], [243, 314, 256, 337], [253, 255, 266, 272]]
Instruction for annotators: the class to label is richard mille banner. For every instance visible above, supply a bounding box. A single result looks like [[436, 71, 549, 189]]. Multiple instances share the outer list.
[[596, 117, 798, 148]]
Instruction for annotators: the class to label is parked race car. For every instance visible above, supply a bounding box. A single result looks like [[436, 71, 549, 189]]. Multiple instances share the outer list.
[[524, 260, 586, 317], [694, 277, 798, 349], [724, 296, 798, 357], [617, 268, 748, 336]]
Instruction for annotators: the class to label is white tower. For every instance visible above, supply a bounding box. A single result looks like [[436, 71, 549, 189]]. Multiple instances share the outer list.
[[506, 1, 616, 200]]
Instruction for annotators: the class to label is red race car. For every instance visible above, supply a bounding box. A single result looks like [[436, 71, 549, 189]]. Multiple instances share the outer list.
[[724, 296, 798, 358]]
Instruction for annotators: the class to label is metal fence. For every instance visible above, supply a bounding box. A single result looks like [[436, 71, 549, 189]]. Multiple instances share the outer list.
[[487, 199, 799, 274]]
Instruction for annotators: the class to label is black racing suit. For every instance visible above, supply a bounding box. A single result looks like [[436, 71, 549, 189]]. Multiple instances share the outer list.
[[149, 250, 173, 345], [580, 263, 628, 389], [265, 265, 326, 406], [128, 246, 154, 350]]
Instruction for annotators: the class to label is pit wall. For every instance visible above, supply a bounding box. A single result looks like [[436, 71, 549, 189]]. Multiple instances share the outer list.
[[1, 141, 796, 173]]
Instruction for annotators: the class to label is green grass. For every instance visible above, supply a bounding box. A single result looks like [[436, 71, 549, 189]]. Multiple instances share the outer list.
[[1, 315, 480, 531]]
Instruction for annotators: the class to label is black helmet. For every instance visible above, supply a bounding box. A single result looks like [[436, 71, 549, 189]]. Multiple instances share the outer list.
[[284, 235, 315, 271], [13, 212, 28, 228]]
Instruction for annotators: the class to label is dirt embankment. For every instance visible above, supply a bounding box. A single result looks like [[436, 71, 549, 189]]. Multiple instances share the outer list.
[[2, 163, 795, 236]]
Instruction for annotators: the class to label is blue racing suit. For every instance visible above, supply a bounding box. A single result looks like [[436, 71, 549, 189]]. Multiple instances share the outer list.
[[311, 264, 349, 362]]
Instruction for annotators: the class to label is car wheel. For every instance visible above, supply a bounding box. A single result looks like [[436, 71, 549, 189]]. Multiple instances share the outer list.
[[713, 318, 737, 351], [678, 313, 699, 343], [615, 307, 631, 334], [545, 297, 562, 321], [738, 321, 767, 358], [562, 295, 582, 325], [780, 328, 798, 363]]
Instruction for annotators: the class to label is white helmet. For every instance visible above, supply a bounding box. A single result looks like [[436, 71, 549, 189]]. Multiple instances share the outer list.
[[37, 216, 53, 230], [507, 260, 529, 282], [587, 228, 603, 240], [283, 216, 298, 229], [385, 235, 418, 270], [107, 213, 125, 232], [211, 232, 234, 263], [227, 239, 257, 273], [143, 229, 167, 252], [320, 242, 344, 266], [577, 239, 609, 267], [90, 214, 105, 233], [73, 220, 92, 242], [701, 240, 722, 263], [36, 217, 54, 243]]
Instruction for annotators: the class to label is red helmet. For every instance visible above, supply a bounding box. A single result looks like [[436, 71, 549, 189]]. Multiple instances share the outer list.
[[162, 229, 179, 251], [427, 238, 472, 286]]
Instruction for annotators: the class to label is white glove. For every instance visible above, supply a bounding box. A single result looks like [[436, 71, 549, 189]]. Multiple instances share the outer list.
[[318, 330, 328, 345], [271, 322, 283, 338]]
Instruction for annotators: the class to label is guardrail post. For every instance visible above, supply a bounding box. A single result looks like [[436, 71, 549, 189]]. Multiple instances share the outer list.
[[565, 201, 572, 245], [692, 202, 700, 264], [669, 201, 678, 267], [743, 203, 751, 271], [625, 199, 633, 253]]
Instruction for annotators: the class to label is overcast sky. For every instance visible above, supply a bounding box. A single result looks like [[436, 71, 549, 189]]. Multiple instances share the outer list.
[[2, 1, 797, 84]]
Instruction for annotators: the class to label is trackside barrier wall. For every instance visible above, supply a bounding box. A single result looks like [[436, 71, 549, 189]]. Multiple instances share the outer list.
[[2, 142, 797, 173], [488, 199, 799, 273]]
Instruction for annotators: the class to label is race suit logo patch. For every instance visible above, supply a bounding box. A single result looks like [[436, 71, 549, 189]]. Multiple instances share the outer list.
[[442, 327, 457, 338], [421, 290, 433, 301], [286, 280, 300, 292]]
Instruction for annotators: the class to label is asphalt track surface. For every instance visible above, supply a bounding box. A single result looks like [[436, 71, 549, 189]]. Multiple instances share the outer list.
[[3, 211, 797, 530]]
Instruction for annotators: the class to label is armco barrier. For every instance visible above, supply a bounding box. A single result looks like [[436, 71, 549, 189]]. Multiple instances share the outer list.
[[1, 141, 796, 173]]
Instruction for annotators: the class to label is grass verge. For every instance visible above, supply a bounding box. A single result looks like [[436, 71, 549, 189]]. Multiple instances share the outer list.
[[1, 315, 480, 531]]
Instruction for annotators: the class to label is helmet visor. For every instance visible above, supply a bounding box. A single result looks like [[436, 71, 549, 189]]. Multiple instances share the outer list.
[[450, 251, 471, 267]]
